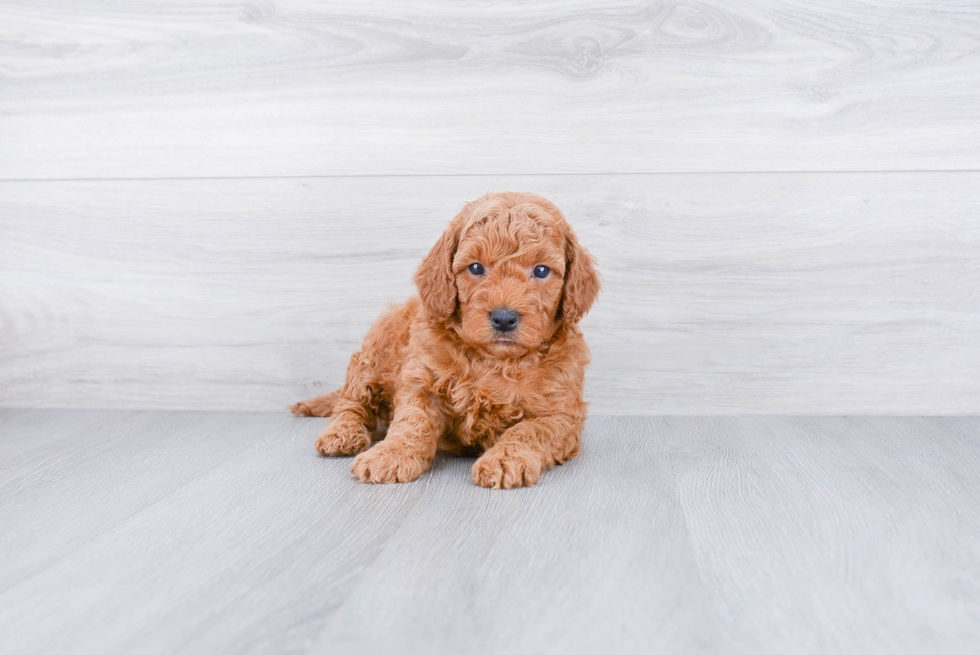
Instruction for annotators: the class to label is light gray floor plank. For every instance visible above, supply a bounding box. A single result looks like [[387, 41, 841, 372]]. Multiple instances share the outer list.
[[0, 412, 430, 655], [308, 416, 732, 655], [1, 412, 979, 654], [663, 416, 980, 655], [2, 1, 979, 178], [3, 173, 978, 415], [0, 409, 135, 466], [0, 411, 277, 590]]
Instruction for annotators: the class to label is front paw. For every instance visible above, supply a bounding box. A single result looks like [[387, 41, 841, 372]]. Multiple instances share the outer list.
[[351, 442, 430, 484], [315, 419, 371, 456], [472, 444, 544, 489]]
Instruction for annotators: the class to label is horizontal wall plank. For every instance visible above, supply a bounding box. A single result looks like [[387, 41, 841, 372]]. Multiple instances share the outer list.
[[1, 173, 978, 413], [2, 1, 979, 179]]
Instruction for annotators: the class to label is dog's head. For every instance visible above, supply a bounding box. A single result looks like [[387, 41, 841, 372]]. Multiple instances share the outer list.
[[414, 192, 599, 357]]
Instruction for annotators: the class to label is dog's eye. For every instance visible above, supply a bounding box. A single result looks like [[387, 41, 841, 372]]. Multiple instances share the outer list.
[[468, 262, 485, 276], [533, 265, 551, 279]]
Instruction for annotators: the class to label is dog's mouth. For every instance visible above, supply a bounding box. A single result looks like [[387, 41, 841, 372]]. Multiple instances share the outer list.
[[491, 334, 518, 346]]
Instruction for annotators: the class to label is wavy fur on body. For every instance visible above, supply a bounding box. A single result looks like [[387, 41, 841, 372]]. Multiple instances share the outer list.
[[291, 192, 600, 488]]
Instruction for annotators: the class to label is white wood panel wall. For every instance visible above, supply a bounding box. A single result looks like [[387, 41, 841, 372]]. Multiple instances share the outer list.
[[1, 1, 978, 413], [4, 0, 980, 178]]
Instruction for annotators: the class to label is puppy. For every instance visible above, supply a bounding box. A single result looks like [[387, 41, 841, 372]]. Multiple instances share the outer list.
[[291, 192, 599, 488]]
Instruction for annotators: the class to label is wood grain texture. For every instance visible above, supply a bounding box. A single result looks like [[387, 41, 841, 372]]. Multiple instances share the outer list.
[[2, 0, 979, 178], [662, 416, 980, 655], [2, 173, 978, 414], [0, 410, 277, 590], [1, 411, 978, 654]]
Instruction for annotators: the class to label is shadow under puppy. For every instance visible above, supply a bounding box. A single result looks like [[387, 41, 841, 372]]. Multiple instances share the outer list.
[[291, 192, 600, 488]]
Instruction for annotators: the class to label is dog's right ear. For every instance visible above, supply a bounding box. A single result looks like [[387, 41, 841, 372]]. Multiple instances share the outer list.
[[414, 208, 467, 321]]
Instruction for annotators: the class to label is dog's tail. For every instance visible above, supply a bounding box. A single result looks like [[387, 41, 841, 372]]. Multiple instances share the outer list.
[[289, 389, 342, 417]]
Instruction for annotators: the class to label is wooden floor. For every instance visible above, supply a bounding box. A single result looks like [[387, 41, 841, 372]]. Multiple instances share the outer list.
[[2, 411, 979, 654]]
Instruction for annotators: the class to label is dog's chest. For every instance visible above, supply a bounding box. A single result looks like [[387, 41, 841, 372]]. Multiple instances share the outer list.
[[441, 366, 532, 447]]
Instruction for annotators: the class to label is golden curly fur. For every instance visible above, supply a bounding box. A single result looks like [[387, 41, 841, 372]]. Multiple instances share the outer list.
[[291, 192, 600, 488]]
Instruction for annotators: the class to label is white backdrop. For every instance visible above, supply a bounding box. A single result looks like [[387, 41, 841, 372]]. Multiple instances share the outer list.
[[1, 1, 978, 413]]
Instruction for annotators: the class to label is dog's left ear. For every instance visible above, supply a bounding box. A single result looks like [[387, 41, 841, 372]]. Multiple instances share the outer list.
[[414, 209, 466, 322], [560, 229, 600, 324]]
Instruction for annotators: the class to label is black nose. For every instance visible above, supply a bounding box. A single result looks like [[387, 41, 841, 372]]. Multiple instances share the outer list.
[[490, 307, 521, 333]]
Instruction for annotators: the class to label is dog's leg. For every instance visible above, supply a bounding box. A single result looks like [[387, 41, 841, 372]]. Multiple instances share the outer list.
[[313, 353, 380, 456], [350, 384, 445, 484], [472, 414, 584, 489], [289, 389, 342, 417]]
